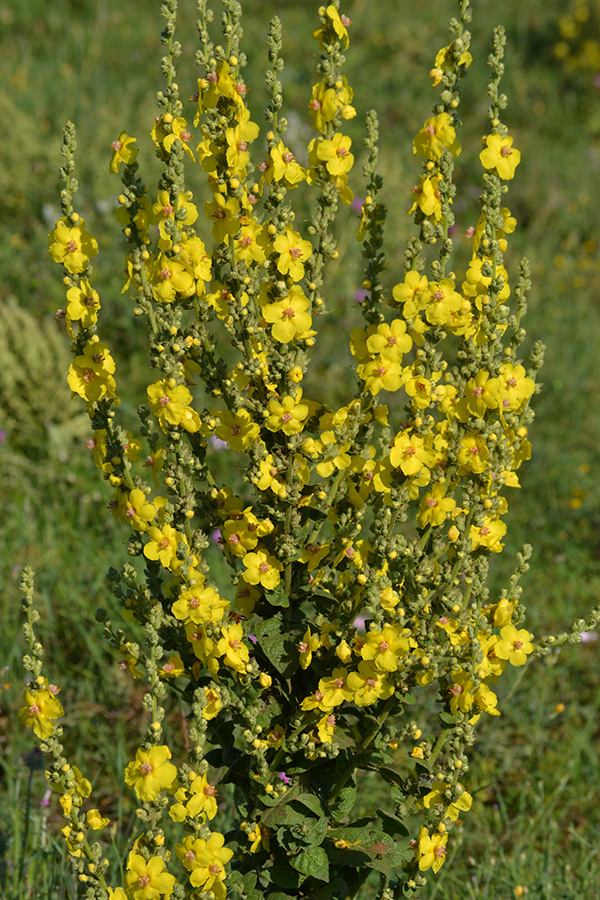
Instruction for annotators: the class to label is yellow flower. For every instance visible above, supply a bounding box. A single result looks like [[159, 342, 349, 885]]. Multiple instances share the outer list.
[[297, 627, 320, 669], [125, 853, 176, 900], [313, 4, 351, 49], [498, 363, 535, 413], [216, 623, 249, 674], [162, 116, 195, 160], [86, 809, 110, 830], [172, 581, 229, 624], [113, 488, 157, 532], [494, 624, 534, 666], [171, 772, 218, 822], [64, 279, 100, 335], [150, 253, 195, 303], [109, 131, 138, 172], [390, 431, 435, 477], [361, 626, 413, 672], [147, 379, 200, 432], [423, 278, 463, 326], [430, 41, 472, 85], [143, 523, 188, 569], [469, 517, 506, 553], [234, 219, 269, 265], [205, 193, 240, 242], [68, 339, 117, 403], [252, 455, 287, 498], [242, 550, 283, 590], [272, 227, 313, 282], [457, 433, 490, 475], [413, 113, 461, 160], [408, 174, 445, 221], [49, 218, 98, 273], [262, 286, 313, 343], [365, 319, 412, 361], [417, 483, 456, 528], [159, 655, 186, 679], [19, 686, 64, 739], [313, 712, 336, 743], [175, 832, 233, 897], [124, 746, 178, 801], [356, 358, 405, 395], [226, 109, 260, 175], [392, 270, 428, 317], [269, 140, 306, 186], [244, 822, 270, 853], [416, 825, 448, 873], [315, 133, 354, 176], [479, 133, 521, 180], [265, 391, 309, 435], [202, 687, 222, 720], [308, 79, 355, 132], [347, 661, 394, 706], [214, 408, 260, 451]]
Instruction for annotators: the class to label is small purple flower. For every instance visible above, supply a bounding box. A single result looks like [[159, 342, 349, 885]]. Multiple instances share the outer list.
[[210, 528, 222, 546], [0, 429, 7, 443], [278, 771, 292, 785], [248, 634, 258, 644], [210, 435, 229, 451], [351, 196, 364, 215], [580, 631, 598, 643], [354, 289, 368, 304], [40, 789, 52, 808]]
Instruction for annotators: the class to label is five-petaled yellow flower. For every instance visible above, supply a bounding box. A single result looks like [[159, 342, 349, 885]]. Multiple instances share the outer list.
[[124, 745, 178, 801]]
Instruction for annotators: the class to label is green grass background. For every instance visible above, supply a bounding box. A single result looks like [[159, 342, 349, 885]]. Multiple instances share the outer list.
[[1, 0, 600, 897]]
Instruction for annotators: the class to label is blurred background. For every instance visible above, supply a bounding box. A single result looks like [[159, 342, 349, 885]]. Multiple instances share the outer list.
[[1, 0, 600, 897]]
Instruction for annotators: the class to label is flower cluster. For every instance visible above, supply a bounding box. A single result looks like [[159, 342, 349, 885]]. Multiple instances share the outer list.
[[23, 1, 600, 899]]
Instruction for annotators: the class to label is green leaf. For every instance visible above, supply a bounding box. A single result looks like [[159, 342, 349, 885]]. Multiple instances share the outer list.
[[290, 815, 328, 847], [255, 694, 283, 729], [325, 842, 371, 868], [376, 808, 410, 836], [377, 762, 407, 787], [329, 780, 357, 820], [439, 711, 458, 724], [366, 839, 412, 877], [310, 876, 350, 900], [305, 506, 328, 521], [265, 588, 290, 607], [391, 785, 406, 805], [241, 871, 257, 892], [253, 616, 298, 676], [261, 803, 306, 829], [326, 828, 411, 878], [290, 846, 330, 882], [326, 825, 382, 845], [295, 792, 325, 817], [269, 857, 305, 889]]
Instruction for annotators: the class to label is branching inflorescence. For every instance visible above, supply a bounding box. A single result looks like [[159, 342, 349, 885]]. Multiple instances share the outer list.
[[21, 1, 600, 898]]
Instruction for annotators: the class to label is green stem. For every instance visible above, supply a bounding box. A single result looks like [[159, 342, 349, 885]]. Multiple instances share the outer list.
[[428, 727, 449, 769], [16, 765, 34, 890]]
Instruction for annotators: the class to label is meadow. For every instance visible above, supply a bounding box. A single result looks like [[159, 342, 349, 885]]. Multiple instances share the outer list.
[[1, 0, 600, 898]]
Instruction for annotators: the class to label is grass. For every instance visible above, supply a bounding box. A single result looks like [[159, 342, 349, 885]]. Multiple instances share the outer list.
[[1, 0, 600, 897]]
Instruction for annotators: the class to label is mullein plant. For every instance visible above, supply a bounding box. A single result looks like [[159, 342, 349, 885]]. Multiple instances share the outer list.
[[22, 0, 600, 898]]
